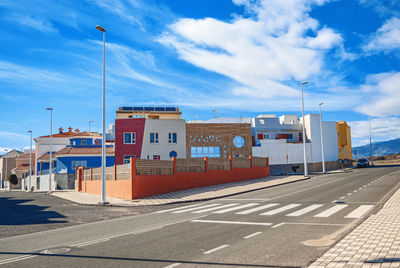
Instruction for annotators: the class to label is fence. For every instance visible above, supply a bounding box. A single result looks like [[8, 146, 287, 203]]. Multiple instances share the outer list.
[[76, 155, 269, 200]]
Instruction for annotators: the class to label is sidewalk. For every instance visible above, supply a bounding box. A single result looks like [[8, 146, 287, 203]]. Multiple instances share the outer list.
[[51, 175, 310, 206], [308, 184, 400, 267]]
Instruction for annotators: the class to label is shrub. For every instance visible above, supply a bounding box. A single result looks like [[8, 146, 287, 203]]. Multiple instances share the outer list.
[[7, 174, 18, 185]]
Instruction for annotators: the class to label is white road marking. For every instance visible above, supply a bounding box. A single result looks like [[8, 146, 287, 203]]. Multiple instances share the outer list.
[[164, 263, 182, 268], [154, 203, 204, 214], [358, 187, 362, 190], [244, 232, 262, 239], [192, 203, 239, 213], [347, 193, 352, 196], [71, 238, 110, 247], [0, 255, 35, 265], [271, 222, 286, 228], [173, 204, 221, 213], [204, 245, 229, 254], [213, 203, 259, 214], [345, 205, 374, 218], [286, 204, 323, 217], [235, 203, 280, 215], [339, 196, 346, 199], [191, 219, 273, 226], [284, 222, 346, 226], [314, 204, 348, 218], [353, 190, 358, 193], [223, 198, 270, 201], [260, 204, 301, 216]]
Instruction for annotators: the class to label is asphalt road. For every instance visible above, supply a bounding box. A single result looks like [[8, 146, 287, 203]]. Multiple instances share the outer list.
[[1, 166, 400, 267]]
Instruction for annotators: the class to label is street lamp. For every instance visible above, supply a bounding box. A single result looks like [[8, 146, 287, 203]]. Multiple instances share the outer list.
[[89, 120, 93, 132], [96, 25, 109, 205], [3, 148, 8, 190], [301, 81, 308, 176], [28, 130, 32, 191], [46, 107, 53, 192], [369, 117, 374, 166], [318, 103, 326, 173]]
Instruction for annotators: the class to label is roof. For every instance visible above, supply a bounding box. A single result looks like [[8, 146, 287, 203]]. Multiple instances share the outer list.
[[72, 131, 102, 138], [15, 152, 34, 160], [55, 147, 114, 156], [13, 164, 30, 172], [37, 131, 77, 139], [37, 153, 50, 161], [188, 117, 252, 124], [1, 150, 23, 158]]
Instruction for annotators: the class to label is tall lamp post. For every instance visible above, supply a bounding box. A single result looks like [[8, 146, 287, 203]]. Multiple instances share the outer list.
[[318, 103, 326, 173], [46, 107, 53, 192], [301, 81, 309, 176], [369, 117, 374, 166], [28, 130, 32, 191], [3, 148, 8, 190], [89, 120, 93, 132], [96, 25, 109, 205]]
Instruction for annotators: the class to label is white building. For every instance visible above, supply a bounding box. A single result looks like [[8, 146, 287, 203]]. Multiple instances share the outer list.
[[252, 114, 339, 175]]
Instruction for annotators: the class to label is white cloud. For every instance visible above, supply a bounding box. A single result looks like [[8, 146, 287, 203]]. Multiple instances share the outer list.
[[349, 117, 400, 146], [356, 72, 400, 117], [363, 17, 400, 53], [158, 0, 343, 99], [8, 14, 57, 34], [359, 0, 400, 18]]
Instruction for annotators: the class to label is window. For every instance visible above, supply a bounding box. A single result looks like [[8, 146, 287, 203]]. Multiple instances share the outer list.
[[259, 119, 265, 124], [168, 132, 177, 144], [263, 134, 269, 139], [169, 151, 177, 158], [153, 155, 160, 160], [71, 160, 87, 169], [150, 132, 159, 144], [70, 140, 76, 145], [344, 149, 346, 155], [338, 132, 340, 138], [233, 136, 245, 148], [81, 140, 87, 146], [287, 134, 293, 139], [191, 147, 221, 158], [95, 140, 100, 145], [257, 133, 263, 140], [339, 148, 341, 153], [123, 155, 135, 164], [124, 132, 136, 144]]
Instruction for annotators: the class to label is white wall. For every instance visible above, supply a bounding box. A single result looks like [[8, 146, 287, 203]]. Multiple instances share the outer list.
[[141, 119, 186, 160], [252, 140, 312, 165], [25, 174, 56, 191]]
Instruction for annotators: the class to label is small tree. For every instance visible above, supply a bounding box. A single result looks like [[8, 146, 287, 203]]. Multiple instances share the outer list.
[[7, 174, 18, 187]]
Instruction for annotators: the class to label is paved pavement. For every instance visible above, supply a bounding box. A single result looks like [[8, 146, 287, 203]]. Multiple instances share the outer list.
[[308, 168, 400, 268], [51, 175, 311, 206]]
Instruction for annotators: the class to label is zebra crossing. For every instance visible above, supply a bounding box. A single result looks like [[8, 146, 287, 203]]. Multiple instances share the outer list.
[[155, 202, 374, 219]]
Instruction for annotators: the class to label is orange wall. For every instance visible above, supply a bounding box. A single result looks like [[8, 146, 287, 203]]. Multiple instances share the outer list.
[[81, 179, 132, 200], [131, 166, 269, 199], [77, 162, 269, 200]]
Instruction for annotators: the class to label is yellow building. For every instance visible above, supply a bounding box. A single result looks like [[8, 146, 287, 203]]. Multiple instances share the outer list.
[[336, 121, 352, 164]]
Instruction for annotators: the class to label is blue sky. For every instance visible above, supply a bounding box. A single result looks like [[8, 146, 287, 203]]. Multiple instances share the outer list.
[[1, 0, 400, 152]]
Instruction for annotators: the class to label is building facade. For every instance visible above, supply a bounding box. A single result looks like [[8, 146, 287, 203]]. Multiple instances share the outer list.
[[114, 107, 186, 164], [0, 150, 23, 189], [336, 121, 352, 164]]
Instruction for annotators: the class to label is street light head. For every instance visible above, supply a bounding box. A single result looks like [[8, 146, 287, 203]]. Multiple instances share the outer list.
[[301, 81, 309, 85], [319, 102, 324, 106], [96, 25, 106, 32], [46, 107, 53, 111], [28, 130, 32, 133]]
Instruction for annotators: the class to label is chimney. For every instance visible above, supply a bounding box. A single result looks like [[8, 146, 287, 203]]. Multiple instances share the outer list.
[[58, 127, 64, 134], [75, 128, 80, 133], [68, 127, 73, 132]]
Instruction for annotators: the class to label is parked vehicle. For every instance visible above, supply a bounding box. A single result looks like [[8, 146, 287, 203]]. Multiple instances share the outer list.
[[357, 158, 369, 168]]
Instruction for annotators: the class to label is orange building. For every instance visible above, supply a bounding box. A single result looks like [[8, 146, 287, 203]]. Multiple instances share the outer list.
[[336, 121, 352, 165]]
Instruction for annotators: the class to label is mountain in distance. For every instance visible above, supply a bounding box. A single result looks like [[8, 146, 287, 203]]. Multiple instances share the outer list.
[[353, 138, 400, 158]]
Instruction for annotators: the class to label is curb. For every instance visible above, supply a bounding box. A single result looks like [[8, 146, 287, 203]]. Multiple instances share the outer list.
[[67, 176, 311, 207]]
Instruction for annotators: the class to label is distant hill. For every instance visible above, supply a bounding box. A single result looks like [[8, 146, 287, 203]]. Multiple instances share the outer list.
[[353, 138, 400, 158]]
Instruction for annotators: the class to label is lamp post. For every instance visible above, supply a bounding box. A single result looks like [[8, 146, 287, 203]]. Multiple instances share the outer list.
[[301, 81, 308, 176], [28, 130, 32, 191], [318, 103, 326, 173], [3, 148, 8, 190], [96, 25, 109, 205], [46, 107, 53, 192], [369, 117, 374, 166], [89, 120, 93, 132]]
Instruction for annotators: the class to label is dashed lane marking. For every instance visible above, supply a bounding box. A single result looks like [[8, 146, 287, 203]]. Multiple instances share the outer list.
[[191, 219, 273, 226], [203, 245, 229, 254], [244, 232, 262, 239]]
